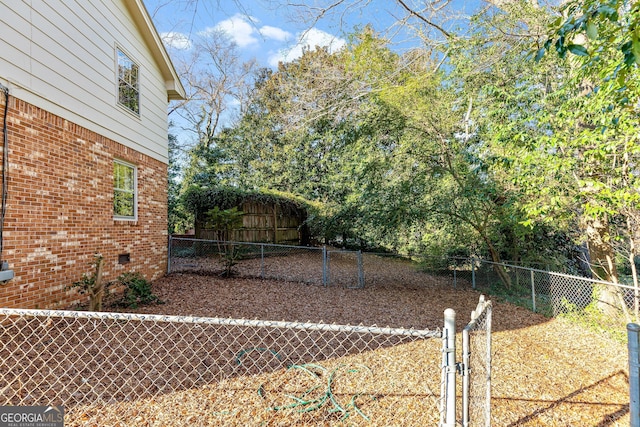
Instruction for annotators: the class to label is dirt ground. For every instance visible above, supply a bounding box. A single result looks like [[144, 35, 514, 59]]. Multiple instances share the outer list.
[[104, 253, 630, 427]]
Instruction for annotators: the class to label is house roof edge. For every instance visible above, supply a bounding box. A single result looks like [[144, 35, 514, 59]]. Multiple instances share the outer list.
[[124, 0, 186, 101]]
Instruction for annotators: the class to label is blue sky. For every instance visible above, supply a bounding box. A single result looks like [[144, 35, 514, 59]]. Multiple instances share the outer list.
[[146, 0, 350, 68], [144, 0, 485, 146], [144, 0, 484, 70]]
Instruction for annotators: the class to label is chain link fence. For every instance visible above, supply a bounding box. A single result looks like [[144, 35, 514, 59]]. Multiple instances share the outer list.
[[446, 258, 636, 340], [0, 295, 493, 426], [169, 238, 634, 340], [462, 296, 492, 427], [169, 237, 325, 285], [169, 237, 367, 288], [0, 307, 449, 426]]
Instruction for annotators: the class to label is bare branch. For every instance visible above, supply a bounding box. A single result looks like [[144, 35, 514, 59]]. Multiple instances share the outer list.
[[395, 0, 452, 38]]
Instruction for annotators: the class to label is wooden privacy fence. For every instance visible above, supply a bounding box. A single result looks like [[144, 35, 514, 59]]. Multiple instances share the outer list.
[[195, 200, 308, 245]]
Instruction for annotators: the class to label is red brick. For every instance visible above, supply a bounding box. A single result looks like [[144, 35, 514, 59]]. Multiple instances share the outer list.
[[0, 96, 168, 309]]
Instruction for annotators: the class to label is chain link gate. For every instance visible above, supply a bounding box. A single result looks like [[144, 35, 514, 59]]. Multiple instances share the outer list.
[[326, 249, 365, 289], [439, 296, 493, 427], [462, 295, 492, 427]]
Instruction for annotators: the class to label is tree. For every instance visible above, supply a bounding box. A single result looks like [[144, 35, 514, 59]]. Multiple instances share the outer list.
[[526, 0, 640, 285], [276, 0, 458, 41], [204, 206, 244, 277], [165, 27, 259, 231], [464, 1, 640, 313], [158, 0, 639, 293], [172, 29, 257, 190], [540, 0, 640, 92], [177, 31, 257, 148], [216, 29, 418, 247], [215, 21, 551, 272], [376, 57, 521, 283], [168, 129, 192, 234]]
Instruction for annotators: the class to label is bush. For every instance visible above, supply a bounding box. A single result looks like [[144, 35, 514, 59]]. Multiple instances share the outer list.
[[67, 254, 109, 311], [116, 272, 161, 308]]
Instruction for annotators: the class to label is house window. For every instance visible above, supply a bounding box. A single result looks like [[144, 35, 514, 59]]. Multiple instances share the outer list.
[[117, 48, 140, 114], [114, 160, 137, 219]]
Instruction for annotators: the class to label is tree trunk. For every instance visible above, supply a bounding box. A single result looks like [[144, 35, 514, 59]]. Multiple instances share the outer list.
[[583, 215, 628, 318], [89, 256, 104, 312], [484, 236, 512, 289], [584, 215, 617, 282]]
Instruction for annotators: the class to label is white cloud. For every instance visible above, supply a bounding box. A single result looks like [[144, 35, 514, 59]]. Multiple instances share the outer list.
[[200, 14, 259, 48], [268, 28, 346, 67], [259, 26, 291, 42], [160, 32, 192, 50], [200, 15, 292, 50]]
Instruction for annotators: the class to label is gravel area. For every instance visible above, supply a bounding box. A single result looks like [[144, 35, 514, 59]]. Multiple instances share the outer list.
[[60, 254, 630, 425]]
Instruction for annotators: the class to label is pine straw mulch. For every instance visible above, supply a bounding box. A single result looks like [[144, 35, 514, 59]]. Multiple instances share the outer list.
[[71, 254, 628, 426]]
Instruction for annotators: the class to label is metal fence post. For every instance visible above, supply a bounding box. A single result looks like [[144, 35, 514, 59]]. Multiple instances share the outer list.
[[322, 246, 328, 287], [471, 257, 476, 290], [462, 326, 470, 426], [260, 244, 265, 279], [454, 263, 457, 289], [629, 323, 640, 427], [484, 301, 493, 427], [357, 250, 365, 288], [441, 308, 456, 427], [530, 269, 536, 313], [167, 235, 172, 274]]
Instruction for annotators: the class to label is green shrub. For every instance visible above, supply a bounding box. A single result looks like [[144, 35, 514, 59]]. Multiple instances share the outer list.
[[116, 272, 161, 308], [67, 254, 109, 311]]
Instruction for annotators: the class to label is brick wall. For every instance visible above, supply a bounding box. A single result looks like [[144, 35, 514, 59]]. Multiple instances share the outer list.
[[0, 95, 168, 309]]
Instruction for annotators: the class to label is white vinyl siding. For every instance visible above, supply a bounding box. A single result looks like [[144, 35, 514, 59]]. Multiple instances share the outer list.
[[0, 0, 170, 163], [0, 2, 32, 87]]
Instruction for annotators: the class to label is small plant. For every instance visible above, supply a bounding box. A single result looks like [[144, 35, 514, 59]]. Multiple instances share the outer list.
[[68, 254, 109, 311], [116, 272, 161, 308], [204, 206, 244, 277], [558, 289, 627, 343], [218, 244, 242, 278]]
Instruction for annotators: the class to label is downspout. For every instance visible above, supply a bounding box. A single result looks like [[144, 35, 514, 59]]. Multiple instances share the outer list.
[[0, 83, 14, 282]]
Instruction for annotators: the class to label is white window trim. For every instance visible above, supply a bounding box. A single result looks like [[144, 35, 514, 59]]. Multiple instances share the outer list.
[[115, 45, 141, 117], [114, 159, 138, 221]]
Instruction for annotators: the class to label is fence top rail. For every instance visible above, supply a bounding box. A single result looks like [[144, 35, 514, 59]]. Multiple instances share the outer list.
[[0, 308, 441, 338], [478, 259, 635, 290], [170, 237, 321, 251]]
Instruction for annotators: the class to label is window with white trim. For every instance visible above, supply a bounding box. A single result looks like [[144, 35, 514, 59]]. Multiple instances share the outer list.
[[114, 160, 137, 219], [117, 48, 140, 114]]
